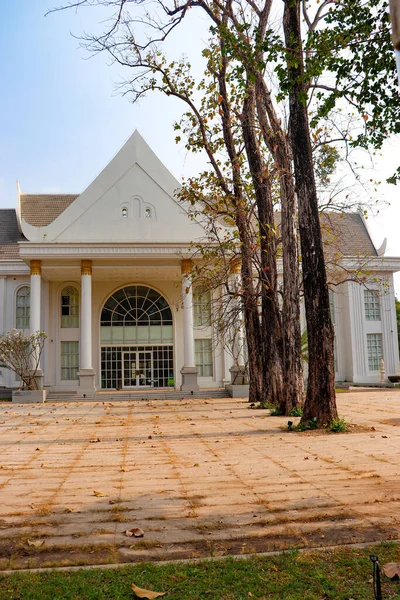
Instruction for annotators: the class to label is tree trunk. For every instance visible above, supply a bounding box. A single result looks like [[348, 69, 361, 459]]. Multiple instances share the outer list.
[[242, 84, 284, 406], [283, 0, 338, 426], [255, 77, 304, 414]]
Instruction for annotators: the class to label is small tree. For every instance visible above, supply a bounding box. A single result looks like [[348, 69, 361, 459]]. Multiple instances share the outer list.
[[0, 330, 47, 391]]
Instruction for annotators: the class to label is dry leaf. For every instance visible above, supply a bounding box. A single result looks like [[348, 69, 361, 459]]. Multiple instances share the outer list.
[[27, 539, 44, 547], [93, 490, 107, 497], [131, 583, 166, 599], [120, 467, 128, 472], [90, 438, 101, 443], [125, 527, 144, 537], [382, 562, 400, 580]]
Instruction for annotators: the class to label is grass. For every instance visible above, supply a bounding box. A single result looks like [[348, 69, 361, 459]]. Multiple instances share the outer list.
[[1, 543, 399, 599]]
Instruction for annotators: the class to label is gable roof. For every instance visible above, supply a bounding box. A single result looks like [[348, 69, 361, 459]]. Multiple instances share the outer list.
[[320, 212, 377, 257], [0, 209, 26, 259], [20, 194, 78, 227]]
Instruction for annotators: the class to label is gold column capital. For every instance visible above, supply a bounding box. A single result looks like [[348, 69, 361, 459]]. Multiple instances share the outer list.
[[81, 260, 92, 276], [229, 257, 241, 274], [30, 260, 42, 276], [181, 259, 193, 275]]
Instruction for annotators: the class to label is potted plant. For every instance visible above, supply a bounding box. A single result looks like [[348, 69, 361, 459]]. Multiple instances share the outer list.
[[0, 329, 47, 403]]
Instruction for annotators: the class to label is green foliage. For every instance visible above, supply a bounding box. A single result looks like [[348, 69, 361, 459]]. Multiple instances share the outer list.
[[296, 417, 318, 432], [2, 544, 400, 599], [290, 406, 303, 417], [330, 418, 348, 433], [307, 1, 399, 156]]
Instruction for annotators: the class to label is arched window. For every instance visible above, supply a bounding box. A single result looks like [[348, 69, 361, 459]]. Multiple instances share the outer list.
[[61, 286, 79, 328], [122, 207, 128, 218], [16, 286, 30, 329], [100, 285, 173, 344]]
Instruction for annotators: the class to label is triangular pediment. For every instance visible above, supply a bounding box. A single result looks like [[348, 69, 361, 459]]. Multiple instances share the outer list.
[[20, 131, 206, 244]]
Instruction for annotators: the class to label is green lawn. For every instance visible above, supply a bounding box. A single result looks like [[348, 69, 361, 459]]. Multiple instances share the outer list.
[[1, 544, 399, 600]]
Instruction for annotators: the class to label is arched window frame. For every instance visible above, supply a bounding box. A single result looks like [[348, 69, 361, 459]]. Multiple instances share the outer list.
[[61, 286, 80, 328], [15, 285, 30, 329], [100, 285, 173, 344]]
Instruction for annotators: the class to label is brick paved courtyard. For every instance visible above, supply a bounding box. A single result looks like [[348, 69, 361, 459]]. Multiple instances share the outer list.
[[0, 390, 399, 569]]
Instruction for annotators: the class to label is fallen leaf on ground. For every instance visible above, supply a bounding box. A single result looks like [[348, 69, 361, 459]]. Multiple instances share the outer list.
[[90, 438, 101, 443], [93, 490, 107, 497], [27, 539, 44, 547], [131, 583, 166, 599], [120, 467, 128, 472], [382, 562, 400, 580], [125, 527, 144, 537]]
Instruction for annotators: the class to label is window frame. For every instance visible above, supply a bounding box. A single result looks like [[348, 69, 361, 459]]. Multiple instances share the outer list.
[[195, 338, 213, 377], [15, 285, 31, 330], [366, 333, 383, 372], [193, 288, 211, 327], [61, 341, 79, 380], [61, 286, 80, 329], [364, 290, 381, 322]]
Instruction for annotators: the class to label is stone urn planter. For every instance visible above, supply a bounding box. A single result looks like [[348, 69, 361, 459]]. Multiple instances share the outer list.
[[12, 390, 47, 404]]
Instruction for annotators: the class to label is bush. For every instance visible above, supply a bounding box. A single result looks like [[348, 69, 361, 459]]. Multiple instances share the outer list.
[[330, 418, 348, 433]]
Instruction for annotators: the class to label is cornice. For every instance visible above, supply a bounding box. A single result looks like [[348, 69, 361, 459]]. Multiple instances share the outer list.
[[18, 243, 198, 259]]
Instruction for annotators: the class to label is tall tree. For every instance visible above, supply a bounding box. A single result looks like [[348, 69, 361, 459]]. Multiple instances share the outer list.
[[283, 0, 337, 424]]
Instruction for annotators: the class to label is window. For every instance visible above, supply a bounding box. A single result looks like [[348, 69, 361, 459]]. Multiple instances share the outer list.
[[100, 286, 173, 345], [367, 333, 383, 371], [122, 207, 128, 218], [364, 290, 381, 321], [195, 339, 213, 377], [193, 288, 211, 327], [16, 286, 30, 329], [61, 341, 79, 380], [61, 286, 79, 328]]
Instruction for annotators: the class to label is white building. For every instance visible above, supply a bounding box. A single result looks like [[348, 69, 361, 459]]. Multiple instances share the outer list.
[[0, 131, 399, 395]]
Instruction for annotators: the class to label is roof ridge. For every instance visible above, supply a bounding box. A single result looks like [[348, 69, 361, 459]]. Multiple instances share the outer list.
[[20, 193, 79, 197]]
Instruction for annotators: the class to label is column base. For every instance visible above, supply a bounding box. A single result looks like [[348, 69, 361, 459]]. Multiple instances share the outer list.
[[229, 364, 247, 385], [77, 369, 96, 397], [180, 366, 199, 392], [32, 369, 44, 391]]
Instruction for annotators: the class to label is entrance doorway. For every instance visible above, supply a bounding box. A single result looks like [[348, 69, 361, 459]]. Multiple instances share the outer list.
[[122, 350, 153, 388]]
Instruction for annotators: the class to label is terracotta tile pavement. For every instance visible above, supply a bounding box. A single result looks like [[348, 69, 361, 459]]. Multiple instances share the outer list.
[[0, 390, 399, 568]]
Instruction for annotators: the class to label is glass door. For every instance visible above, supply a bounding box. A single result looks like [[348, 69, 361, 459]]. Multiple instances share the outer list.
[[122, 350, 153, 388]]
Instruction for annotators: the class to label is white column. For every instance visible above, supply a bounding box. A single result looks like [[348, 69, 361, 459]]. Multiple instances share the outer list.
[[30, 261, 41, 337], [182, 268, 195, 367], [0, 277, 5, 335], [229, 259, 247, 386], [180, 259, 199, 391], [0, 277, 6, 386], [231, 260, 245, 366], [80, 260, 93, 370], [29, 261, 44, 388], [78, 260, 96, 395]]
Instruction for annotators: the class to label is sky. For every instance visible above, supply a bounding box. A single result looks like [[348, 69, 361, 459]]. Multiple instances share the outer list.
[[0, 1, 399, 294]]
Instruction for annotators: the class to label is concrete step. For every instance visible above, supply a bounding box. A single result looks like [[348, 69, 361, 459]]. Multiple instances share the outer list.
[[46, 388, 231, 402]]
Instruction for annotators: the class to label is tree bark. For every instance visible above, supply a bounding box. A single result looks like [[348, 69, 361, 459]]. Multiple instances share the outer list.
[[283, 0, 338, 425], [242, 84, 284, 406], [255, 76, 304, 414]]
